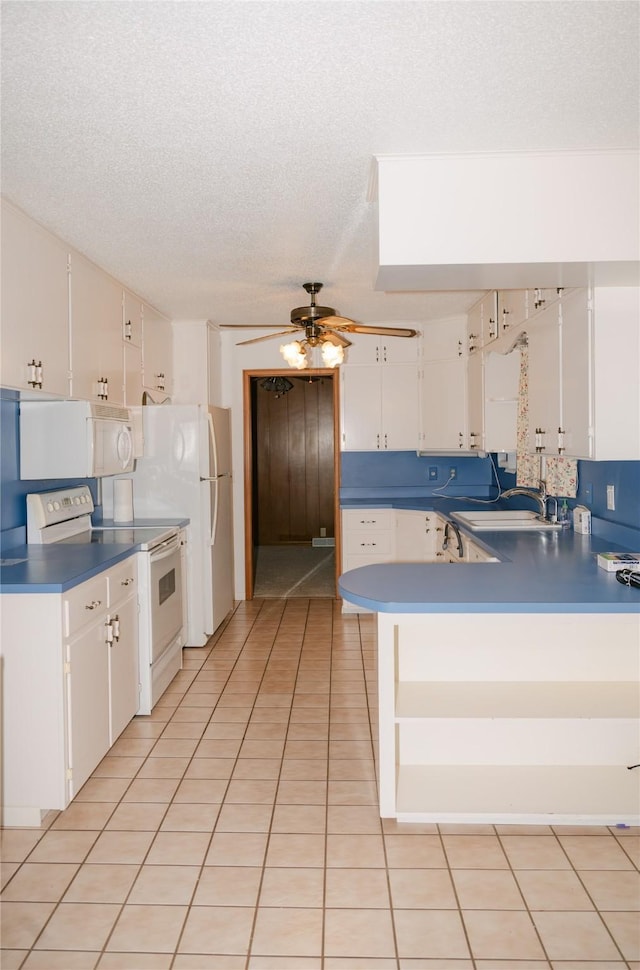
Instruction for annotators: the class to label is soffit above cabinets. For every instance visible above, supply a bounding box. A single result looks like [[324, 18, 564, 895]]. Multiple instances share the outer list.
[[374, 151, 640, 291]]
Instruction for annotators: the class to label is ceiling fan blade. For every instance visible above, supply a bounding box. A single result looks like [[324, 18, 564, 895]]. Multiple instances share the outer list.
[[321, 330, 352, 348], [317, 315, 358, 328], [338, 324, 418, 338], [220, 324, 299, 329], [236, 329, 301, 346]]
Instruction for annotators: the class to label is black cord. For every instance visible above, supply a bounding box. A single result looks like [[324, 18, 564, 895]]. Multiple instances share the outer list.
[[615, 569, 640, 589]]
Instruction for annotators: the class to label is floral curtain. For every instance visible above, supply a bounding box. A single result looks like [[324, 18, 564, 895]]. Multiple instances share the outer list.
[[516, 344, 578, 497]]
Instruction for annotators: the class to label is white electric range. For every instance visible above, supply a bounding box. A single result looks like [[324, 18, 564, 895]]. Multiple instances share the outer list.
[[26, 485, 185, 712]]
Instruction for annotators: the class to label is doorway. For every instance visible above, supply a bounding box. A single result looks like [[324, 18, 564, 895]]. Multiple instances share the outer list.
[[243, 369, 341, 599]]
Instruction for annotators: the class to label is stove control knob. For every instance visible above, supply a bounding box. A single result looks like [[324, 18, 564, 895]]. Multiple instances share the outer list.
[[47, 502, 54, 512], [75, 497, 81, 505], [53, 501, 61, 511]]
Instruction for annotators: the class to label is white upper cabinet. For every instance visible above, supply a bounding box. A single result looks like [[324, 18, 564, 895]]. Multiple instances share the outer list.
[[467, 291, 498, 352], [526, 300, 562, 456], [561, 287, 639, 460], [343, 333, 420, 367], [69, 253, 124, 405], [142, 303, 173, 398], [419, 316, 468, 452], [341, 363, 419, 451], [340, 331, 420, 451], [1, 200, 71, 396], [497, 290, 528, 338]]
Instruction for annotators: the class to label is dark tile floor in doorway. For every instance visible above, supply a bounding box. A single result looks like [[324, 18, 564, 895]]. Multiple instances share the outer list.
[[254, 545, 336, 598]]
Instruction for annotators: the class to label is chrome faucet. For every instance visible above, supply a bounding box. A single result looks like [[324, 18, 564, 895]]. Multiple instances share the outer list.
[[500, 480, 548, 519], [443, 520, 464, 558]]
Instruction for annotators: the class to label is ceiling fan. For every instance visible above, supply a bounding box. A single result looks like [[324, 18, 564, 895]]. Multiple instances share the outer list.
[[221, 282, 417, 368]]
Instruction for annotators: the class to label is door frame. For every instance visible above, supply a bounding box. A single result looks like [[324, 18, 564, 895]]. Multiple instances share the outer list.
[[242, 368, 341, 600]]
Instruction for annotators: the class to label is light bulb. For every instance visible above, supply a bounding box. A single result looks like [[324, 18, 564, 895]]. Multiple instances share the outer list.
[[280, 341, 308, 369], [321, 342, 344, 367]]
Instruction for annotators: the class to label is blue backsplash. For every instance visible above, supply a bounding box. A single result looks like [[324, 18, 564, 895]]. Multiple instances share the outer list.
[[1, 394, 98, 547], [342, 450, 640, 530]]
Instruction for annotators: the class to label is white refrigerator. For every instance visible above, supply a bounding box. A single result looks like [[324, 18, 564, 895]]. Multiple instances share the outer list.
[[107, 405, 234, 646]]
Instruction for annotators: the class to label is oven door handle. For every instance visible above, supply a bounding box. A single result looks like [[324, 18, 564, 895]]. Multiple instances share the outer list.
[[149, 535, 181, 562]]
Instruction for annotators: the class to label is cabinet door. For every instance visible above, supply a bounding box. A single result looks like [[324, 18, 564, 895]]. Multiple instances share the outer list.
[[480, 291, 499, 345], [420, 357, 467, 451], [466, 352, 485, 453], [344, 335, 419, 366], [422, 317, 465, 361], [1, 201, 70, 395], [559, 288, 592, 459], [483, 350, 519, 453], [143, 303, 173, 396], [340, 366, 382, 450], [395, 511, 438, 561], [66, 621, 111, 798], [70, 253, 124, 404], [467, 299, 483, 353], [108, 594, 139, 742], [124, 342, 144, 407], [497, 290, 528, 336], [123, 290, 143, 347], [527, 302, 562, 455], [382, 364, 419, 450]]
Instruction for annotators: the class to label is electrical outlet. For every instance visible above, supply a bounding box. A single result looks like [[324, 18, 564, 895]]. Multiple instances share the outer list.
[[584, 483, 593, 505], [449, 466, 457, 480], [428, 466, 438, 481], [606, 484, 615, 511]]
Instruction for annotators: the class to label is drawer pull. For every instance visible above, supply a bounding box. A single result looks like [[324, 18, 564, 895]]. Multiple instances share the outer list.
[[360, 542, 377, 547], [85, 599, 102, 611]]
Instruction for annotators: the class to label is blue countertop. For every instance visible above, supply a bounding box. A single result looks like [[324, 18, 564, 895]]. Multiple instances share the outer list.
[[339, 501, 640, 614], [0, 518, 188, 594]]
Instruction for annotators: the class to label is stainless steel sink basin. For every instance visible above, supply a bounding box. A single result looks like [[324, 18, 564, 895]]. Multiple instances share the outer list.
[[451, 510, 563, 531]]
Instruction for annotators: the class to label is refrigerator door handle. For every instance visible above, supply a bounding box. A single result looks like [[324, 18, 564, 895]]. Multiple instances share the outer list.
[[210, 479, 219, 546], [207, 411, 218, 479]]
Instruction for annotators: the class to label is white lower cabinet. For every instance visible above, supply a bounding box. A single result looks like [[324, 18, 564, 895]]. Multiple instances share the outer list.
[[395, 510, 443, 561], [378, 612, 640, 824], [0, 557, 139, 826]]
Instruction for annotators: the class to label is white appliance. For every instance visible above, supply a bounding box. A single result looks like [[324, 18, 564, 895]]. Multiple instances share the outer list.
[[26, 485, 185, 713], [105, 405, 234, 646], [20, 401, 135, 479]]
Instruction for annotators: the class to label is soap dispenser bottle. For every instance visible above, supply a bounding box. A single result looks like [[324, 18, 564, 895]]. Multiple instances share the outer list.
[[558, 499, 570, 528]]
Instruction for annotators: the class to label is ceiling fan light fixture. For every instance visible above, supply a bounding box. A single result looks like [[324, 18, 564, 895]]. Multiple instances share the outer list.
[[320, 341, 344, 367], [280, 340, 308, 369]]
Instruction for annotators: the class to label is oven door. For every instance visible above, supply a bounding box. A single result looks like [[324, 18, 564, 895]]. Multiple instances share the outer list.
[[149, 534, 184, 662]]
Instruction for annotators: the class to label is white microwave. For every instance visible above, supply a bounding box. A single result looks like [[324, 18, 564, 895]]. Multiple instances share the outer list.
[[20, 401, 135, 479]]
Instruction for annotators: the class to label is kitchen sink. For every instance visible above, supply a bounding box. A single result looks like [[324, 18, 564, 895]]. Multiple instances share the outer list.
[[451, 510, 563, 531]]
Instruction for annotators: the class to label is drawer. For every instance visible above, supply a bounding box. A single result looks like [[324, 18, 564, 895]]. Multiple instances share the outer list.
[[342, 509, 395, 532], [108, 556, 137, 607], [344, 530, 394, 557], [342, 552, 394, 573], [64, 573, 108, 638]]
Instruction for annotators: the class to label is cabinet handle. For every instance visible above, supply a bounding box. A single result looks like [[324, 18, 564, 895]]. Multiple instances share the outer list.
[[384, 434, 388, 449], [359, 542, 377, 547], [557, 428, 565, 454], [124, 319, 132, 340], [85, 599, 102, 610], [488, 316, 497, 339], [27, 359, 43, 388], [120, 577, 134, 586]]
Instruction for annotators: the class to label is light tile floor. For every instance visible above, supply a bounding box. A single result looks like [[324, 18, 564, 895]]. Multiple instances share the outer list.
[[1, 597, 639, 969]]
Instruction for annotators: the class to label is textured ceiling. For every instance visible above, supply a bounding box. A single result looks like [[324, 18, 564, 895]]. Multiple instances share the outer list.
[[1, 1, 638, 331]]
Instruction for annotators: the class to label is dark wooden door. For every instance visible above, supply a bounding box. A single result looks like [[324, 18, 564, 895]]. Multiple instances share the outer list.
[[255, 376, 334, 544]]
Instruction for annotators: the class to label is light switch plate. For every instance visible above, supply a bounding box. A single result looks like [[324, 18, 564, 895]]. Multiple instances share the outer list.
[[606, 484, 615, 510]]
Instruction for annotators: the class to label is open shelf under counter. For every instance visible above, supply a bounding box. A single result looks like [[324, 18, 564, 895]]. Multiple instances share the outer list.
[[395, 764, 640, 826], [377, 611, 640, 825]]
